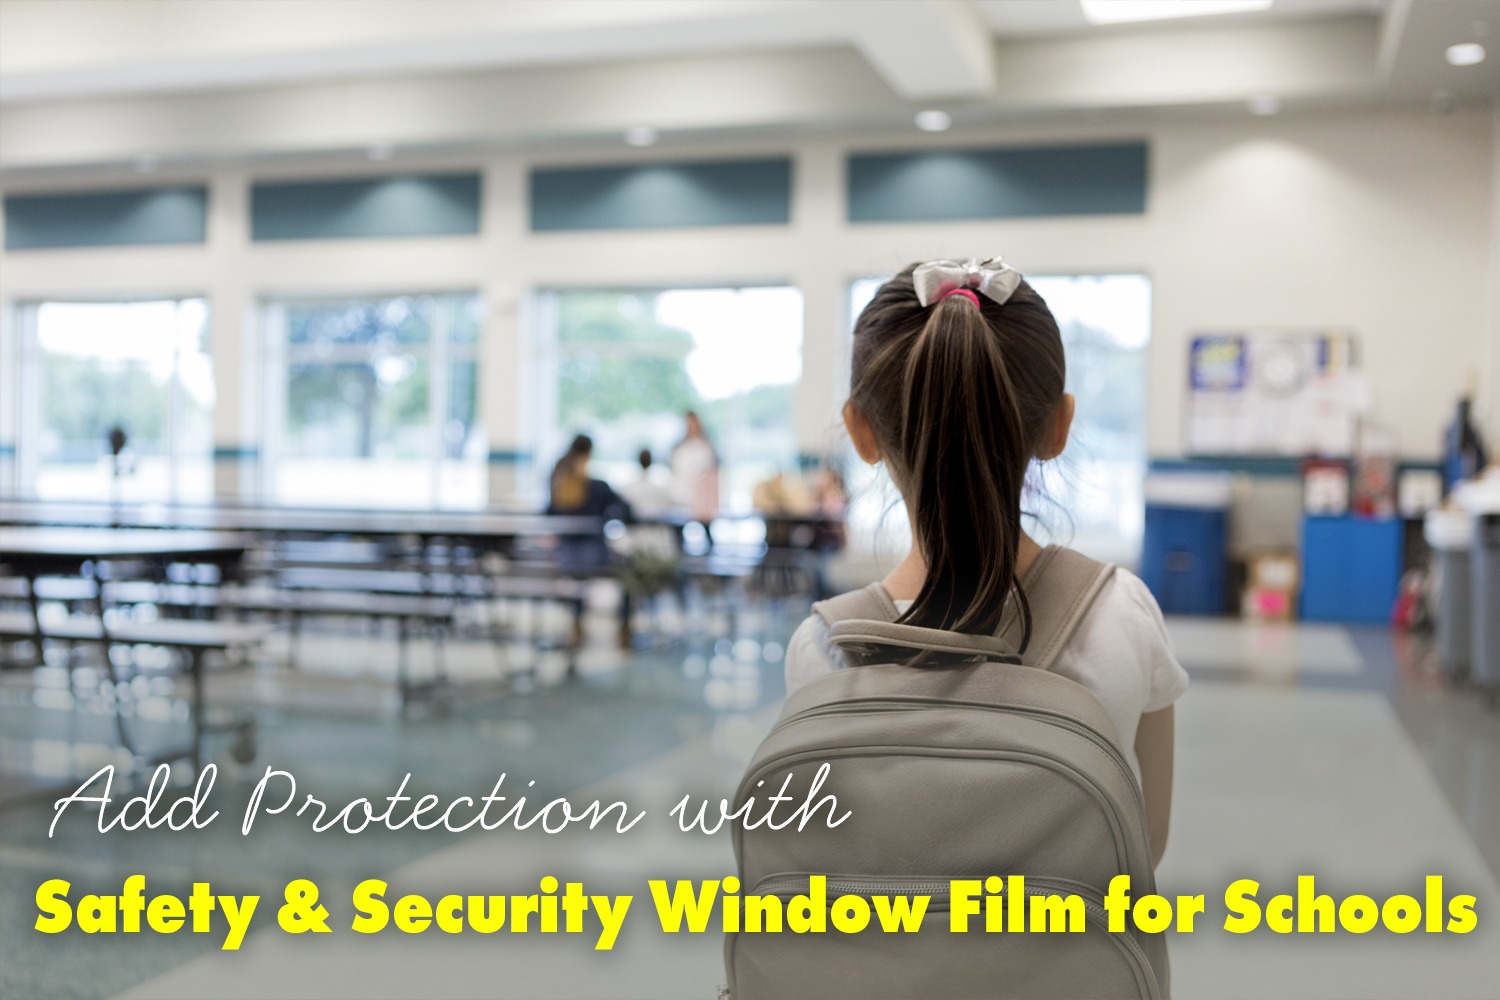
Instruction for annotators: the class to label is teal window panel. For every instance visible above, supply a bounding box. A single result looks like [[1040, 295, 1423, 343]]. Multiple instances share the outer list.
[[530, 158, 792, 231], [4, 187, 208, 249], [848, 143, 1147, 222], [251, 173, 481, 240]]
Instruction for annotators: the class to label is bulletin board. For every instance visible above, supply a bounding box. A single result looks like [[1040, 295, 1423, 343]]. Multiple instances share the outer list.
[[1185, 331, 1363, 457]]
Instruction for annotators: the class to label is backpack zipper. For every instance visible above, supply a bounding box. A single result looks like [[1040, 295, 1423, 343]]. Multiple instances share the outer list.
[[735, 742, 1139, 902], [758, 697, 1151, 861]]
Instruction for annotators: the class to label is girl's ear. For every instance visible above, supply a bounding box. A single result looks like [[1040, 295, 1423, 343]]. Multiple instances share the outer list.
[[1036, 393, 1075, 461], [843, 401, 881, 465]]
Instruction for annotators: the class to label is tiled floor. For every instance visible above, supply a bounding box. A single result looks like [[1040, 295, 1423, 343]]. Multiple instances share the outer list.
[[1, 605, 1497, 1000]]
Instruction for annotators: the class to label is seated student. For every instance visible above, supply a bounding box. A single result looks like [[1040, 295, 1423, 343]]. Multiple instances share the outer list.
[[620, 448, 674, 519], [546, 435, 633, 645], [548, 434, 629, 522], [611, 448, 683, 626], [752, 470, 812, 516]]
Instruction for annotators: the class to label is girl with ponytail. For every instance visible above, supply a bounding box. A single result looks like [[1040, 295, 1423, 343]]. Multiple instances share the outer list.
[[784, 257, 1188, 866]]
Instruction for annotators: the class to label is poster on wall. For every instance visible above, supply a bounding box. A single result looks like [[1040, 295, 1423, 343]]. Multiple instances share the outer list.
[[1186, 331, 1363, 457]]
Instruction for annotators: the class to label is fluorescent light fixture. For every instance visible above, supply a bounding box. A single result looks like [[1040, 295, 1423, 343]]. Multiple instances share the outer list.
[[624, 126, 658, 147], [1446, 42, 1486, 66], [1081, 1, 1272, 25], [915, 109, 952, 132], [1247, 95, 1282, 115], [366, 143, 395, 161]]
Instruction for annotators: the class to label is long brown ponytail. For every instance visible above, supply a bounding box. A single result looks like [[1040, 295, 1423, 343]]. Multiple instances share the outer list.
[[849, 265, 1066, 649]]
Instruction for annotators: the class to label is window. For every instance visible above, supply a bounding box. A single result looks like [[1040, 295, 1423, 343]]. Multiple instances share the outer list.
[[18, 299, 213, 502], [1027, 274, 1150, 563], [845, 274, 1151, 564], [263, 293, 484, 508], [537, 287, 803, 512]]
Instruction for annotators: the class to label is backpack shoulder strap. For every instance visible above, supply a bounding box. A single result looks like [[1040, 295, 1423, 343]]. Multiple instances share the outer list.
[[813, 581, 1023, 666], [812, 581, 899, 629], [1013, 547, 1116, 671], [808, 548, 1114, 671]]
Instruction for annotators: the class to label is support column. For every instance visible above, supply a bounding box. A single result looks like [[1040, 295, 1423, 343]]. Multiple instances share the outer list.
[[0, 302, 17, 495], [208, 172, 257, 500], [0, 187, 17, 493], [480, 158, 531, 505], [791, 143, 847, 472]]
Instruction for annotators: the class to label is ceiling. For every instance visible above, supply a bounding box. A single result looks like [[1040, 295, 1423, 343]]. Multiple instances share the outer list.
[[0, 0, 1495, 173]]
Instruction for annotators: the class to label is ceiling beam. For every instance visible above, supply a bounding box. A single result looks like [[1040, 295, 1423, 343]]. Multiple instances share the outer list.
[[0, 0, 851, 105], [850, 0, 998, 100], [1374, 0, 1413, 84]]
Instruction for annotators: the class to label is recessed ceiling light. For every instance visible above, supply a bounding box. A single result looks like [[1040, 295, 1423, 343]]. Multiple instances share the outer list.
[[133, 154, 158, 174], [1081, 0, 1272, 25], [367, 144, 395, 161], [1247, 95, 1282, 116], [915, 110, 952, 132], [1446, 43, 1486, 66], [624, 126, 658, 147]]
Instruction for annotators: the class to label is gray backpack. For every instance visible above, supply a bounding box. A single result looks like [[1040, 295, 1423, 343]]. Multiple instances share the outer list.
[[727, 547, 1169, 999]]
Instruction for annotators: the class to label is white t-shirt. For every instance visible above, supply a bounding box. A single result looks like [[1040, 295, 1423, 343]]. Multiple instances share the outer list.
[[782, 567, 1189, 782], [621, 471, 674, 518]]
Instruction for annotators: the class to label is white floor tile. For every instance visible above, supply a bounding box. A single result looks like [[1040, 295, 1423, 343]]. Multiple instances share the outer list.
[[1159, 685, 1500, 999], [1166, 617, 1364, 676]]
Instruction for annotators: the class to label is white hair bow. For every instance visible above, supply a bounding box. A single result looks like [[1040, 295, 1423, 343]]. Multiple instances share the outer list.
[[912, 257, 1023, 307]]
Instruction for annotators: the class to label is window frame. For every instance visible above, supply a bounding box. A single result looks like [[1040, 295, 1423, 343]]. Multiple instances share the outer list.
[[259, 290, 484, 509], [13, 294, 214, 504]]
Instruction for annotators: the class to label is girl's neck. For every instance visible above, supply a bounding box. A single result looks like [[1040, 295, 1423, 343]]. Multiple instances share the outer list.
[[882, 532, 1044, 603]]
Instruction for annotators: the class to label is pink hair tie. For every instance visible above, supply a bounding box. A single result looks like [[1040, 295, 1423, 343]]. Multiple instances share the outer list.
[[938, 287, 982, 308]]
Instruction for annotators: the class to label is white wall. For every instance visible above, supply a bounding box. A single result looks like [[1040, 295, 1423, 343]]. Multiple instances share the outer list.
[[0, 102, 1493, 500]]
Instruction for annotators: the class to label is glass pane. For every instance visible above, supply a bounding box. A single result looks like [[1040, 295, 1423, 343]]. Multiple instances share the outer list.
[[270, 292, 484, 509], [32, 299, 212, 502], [1028, 274, 1150, 565], [546, 287, 803, 513], [286, 295, 434, 347], [277, 356, 430, 506], [172, 300, 216, 502], [439, 357, 485, 508], [283, 359, 429, 458], [445, 295, 483, 345]]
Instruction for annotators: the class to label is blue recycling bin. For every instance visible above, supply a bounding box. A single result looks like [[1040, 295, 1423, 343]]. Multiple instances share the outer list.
[[1299, 515, 1403, 623], [1141, 503, 1229, 615]]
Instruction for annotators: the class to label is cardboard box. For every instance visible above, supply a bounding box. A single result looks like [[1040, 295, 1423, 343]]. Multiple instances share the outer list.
[[1244, 550, 1300, 620]]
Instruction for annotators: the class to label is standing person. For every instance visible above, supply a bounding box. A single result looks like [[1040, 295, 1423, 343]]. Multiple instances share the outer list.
[[669, 410, 720, 522], [545, 434, 632, 645], [784, 259, 1188, 864]]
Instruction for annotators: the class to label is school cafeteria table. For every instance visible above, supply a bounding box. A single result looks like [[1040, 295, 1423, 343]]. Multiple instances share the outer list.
[[0, 500, 599, 542], [0, 528, 251, 616], [0, 528, 264, 771]]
